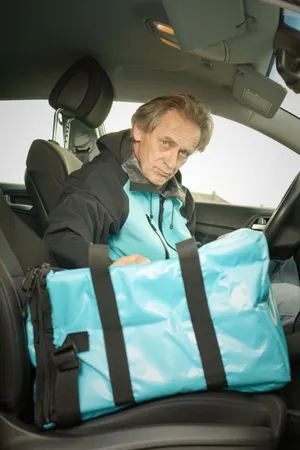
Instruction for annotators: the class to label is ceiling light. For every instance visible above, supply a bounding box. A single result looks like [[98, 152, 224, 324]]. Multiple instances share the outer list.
[[146, 19, 181, 50], [159, 37, 181, 50], [153, 21, 175, 36]]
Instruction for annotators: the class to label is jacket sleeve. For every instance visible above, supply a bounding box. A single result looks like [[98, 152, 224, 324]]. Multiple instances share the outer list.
[[44, 154, 128, 269]]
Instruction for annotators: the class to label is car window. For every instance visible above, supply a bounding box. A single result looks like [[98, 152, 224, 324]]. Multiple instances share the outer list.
[[269, 9, 300, 118], [105, 102, 300, 209], [269, 63, 300, 118], [180, 116, 300, 209], [283, 8, 300, 30], [104, 101, 142, 132], [0, 100, 62, 184]]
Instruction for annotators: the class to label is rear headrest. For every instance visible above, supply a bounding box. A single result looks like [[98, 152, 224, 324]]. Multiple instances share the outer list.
[[27, 140, 82, 179], [49, 57, 113, 129], [26, 140, 83, 218]]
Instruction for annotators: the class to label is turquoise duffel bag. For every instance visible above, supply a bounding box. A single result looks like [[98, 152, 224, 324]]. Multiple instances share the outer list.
[[25, 229, 290, 429]]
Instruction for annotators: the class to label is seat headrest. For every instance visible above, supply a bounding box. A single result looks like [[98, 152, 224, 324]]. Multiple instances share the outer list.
[[49, 57, 113, 129]]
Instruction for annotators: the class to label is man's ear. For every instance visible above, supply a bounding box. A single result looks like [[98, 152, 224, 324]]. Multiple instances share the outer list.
[[133, 122, 143, 142]]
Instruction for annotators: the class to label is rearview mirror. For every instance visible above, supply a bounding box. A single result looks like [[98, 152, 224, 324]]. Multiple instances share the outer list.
[[276, 48, 300, 94], [274, 25, 300, 93]]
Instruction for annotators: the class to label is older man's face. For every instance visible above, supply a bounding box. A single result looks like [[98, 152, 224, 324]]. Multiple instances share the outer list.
[[133, 110, 200, 188]]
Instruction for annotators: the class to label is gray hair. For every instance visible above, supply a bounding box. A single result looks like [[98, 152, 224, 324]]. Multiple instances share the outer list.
[[131, 94, 214, 151]]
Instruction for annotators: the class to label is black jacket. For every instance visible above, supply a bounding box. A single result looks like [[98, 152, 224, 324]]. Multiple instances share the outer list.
[[44, 130, 195, 268]]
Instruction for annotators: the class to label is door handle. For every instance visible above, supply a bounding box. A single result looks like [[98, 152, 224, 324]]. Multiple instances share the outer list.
[[4, 194, 12, 205], [251, 223, 266, 231], [251, 217, 268, 231]]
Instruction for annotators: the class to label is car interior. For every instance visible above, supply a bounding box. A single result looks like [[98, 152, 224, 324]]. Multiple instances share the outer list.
[[1, 0, 300, 449]]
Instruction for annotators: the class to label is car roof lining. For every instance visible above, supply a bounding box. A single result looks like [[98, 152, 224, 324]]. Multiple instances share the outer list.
[[1, 0, 299, 155], [0, 0, 279, 101]]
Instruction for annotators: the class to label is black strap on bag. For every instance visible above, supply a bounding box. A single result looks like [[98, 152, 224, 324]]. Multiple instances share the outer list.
[[176, 238, 228, 390], [25, 262, 89, 428], [89, 245, 135, 407], [50, 245, 113, 425], [28, 264, 90, 428], [89, 244, 112, 269], [52, 332, 89, 426]]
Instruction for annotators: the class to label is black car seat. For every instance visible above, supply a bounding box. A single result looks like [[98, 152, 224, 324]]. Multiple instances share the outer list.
[[25, 57, 113, 232], [25, 140, 82, 231], [0, 188, 288, 449]]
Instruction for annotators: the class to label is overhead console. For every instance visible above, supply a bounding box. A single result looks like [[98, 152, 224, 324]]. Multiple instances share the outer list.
[[152, 0, 278, 63], [262, 0, 300, 14], [147, 0, 300, 118]]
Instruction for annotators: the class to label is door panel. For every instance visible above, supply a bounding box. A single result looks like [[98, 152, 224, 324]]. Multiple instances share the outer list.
[[0, 183, 32, 205], [195, 202, 274, 245], [0, 183, 42, 237]]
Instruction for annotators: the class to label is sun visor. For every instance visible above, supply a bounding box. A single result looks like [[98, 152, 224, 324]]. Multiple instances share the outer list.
[[232, 66, 287, 118], [163, 0, 246, 51], [163, 0, 279, 63]]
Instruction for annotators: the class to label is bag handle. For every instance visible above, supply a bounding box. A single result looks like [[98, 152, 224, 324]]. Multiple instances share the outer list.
[[88, 244, 112, 270], [89, 247, 135, 407], [176, 237, 228, 390]]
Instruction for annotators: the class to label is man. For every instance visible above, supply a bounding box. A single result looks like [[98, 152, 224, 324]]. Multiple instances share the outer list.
[[45, 94, 213, 268], [45, 94, 300, 331]]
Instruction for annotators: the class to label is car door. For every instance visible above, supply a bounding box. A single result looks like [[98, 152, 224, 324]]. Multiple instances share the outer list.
[[0, 182, 43, 235], [194, 202, 274, 245], [180, 115, 300, 246]]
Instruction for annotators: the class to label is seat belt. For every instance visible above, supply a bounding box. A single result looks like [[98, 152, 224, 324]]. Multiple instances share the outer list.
[[0, 227, 26, 308]]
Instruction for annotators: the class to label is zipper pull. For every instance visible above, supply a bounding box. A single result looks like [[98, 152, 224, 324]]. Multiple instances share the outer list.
[[22, 267, 35, 293], [22, 266, 42, 297]]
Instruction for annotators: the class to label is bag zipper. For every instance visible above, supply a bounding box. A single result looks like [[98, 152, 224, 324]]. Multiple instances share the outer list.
[[23, 264, 53, 426]]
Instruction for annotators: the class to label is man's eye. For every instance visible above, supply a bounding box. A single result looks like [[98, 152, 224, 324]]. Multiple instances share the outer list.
[[179, 150, 189, 158], [162, 140, 170, 147]]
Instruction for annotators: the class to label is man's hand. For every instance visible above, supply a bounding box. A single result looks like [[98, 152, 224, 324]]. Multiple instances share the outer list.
[[111, 254, 150, 266]]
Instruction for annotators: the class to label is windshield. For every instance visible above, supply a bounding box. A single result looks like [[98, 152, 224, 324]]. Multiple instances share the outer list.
[[269, 9, 300, 117], [284, 8, 300, 29]]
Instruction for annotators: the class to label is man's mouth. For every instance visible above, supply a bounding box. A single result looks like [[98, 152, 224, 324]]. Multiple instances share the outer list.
[[157, 169, 172, 177]]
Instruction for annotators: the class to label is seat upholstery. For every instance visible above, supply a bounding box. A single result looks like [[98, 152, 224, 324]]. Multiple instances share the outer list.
[[25, 139, 82, 230], [0, 189, 55, 422], [25, 57, 113, 233], [0, 189, 55, 271], [0, 187, 288, 449]]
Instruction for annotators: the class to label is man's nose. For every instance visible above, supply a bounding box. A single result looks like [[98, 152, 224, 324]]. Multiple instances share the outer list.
[[163, 150, 178, 171]]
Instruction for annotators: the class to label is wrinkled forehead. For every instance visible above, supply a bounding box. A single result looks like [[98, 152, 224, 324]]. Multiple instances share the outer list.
[[154, 111, 201, 150]]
